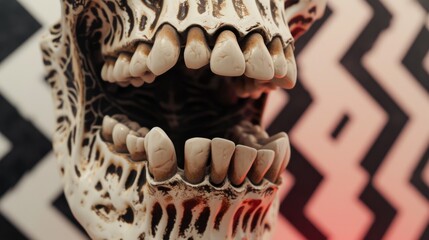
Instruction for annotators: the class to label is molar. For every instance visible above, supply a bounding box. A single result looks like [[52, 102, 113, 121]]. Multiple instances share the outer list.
[[112, 123, 131, 153]]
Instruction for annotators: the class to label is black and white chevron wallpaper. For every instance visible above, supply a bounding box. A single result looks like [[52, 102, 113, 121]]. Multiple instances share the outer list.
[[0, 0, 427, 239]]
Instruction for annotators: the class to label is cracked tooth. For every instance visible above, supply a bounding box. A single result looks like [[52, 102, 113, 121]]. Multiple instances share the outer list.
[[210, 30, 245, 77], [269, 38, 288, 78], [147, 25, 180, 76], [184, 138, 211, 184], [144, 127, 177, 181], [101, 116, 118, 142], [113, 53, 132, 82], [243, 33, 274, 80], [184, 27, 211, 69], [263, 136, 289, 183], [126, 134, 146, 161], [112, 123, 130, 153], [248, 149, 275, 185], [272, 44, 297, 89], [210, 138, 235, 185], [229, 145, 257, 186]]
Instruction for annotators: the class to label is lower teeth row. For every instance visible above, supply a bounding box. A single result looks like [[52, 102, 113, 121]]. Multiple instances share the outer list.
[[101, 115, 290, 186]]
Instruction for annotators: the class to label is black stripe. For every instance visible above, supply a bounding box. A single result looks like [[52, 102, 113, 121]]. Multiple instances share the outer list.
[[410, 147, 429, 200], [331, 114, 350, 139]]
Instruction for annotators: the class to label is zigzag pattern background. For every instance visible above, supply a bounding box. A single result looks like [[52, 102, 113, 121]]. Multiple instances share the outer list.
[[0, 0, 427, 239]]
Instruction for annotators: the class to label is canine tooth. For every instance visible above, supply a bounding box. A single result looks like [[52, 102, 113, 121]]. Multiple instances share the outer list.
[[210, 138, 235, 185], [130, 43, 151, 77], [248, 149, 275, 185], [147, 25, 180, 76], [144, 127, 177, 181], [210, 30, 245, 77], [126, 134, 146, 161], [101, 116, 118, 142], [263, 136, 289, 182], [184, 27, 211, 69], [113, 53, 132, 82], [269, 38, 288, 78], [229, 145, 257, 186], [243, 33, 274, 80], [184, 138, 211, 184], [272, 44, 297, 89], [112, 123, 130, 152]]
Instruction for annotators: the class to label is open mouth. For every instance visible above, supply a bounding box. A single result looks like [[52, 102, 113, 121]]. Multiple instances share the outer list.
[[86, 25, 293, 187]]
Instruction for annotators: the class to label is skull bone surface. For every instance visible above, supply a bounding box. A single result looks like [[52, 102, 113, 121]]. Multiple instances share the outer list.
[[41, 0, 326, 239]]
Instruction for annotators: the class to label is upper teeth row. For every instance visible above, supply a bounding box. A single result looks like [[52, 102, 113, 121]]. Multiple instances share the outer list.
[[101, 115, 290, 186], [101, 25, 297, 89]]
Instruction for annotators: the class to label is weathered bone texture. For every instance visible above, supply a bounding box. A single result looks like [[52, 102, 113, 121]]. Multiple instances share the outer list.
[[41, 0, 326, 239]]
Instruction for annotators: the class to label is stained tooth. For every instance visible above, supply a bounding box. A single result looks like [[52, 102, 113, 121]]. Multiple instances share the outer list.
[[112, 123, 131, 152], [229, 145, 257, 186], [137, 127, 149, 137], [126, 134, 146, 161], [210, 30, 245, 77], [184, 138, 211, 184], [113, 53, 132, 82], [269, 38, 288, 78], [248, 149, 275, 185], [184, 27, 211, 69], [272, 44, 297, 89], [210, 138, 235, 185], [130, 43, 151, 77], [147, 25, 180, 76], [243, 33, 274, 80], [263, 136, 289, 183], [144, 127, 177, 181], [101, 116, 118, 142]]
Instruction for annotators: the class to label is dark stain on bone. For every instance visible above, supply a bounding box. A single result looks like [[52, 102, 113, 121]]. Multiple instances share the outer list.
[[232, 206, 245, 236], [142, 0, 163, 30], [125, 169, 137, 189], [195, 206, 210, 234], [119, 206, 134, 224], [105, 164, 116, 179], [242, 200, 261, 231], [232, 0, 249, 18], [180, 198, 201, 236], [140, 15, 148, 31], [309, 6, 317, 14], [137, 167, 147, 202], [177, 1, 189, 21], [116, 165, 123, 180], [270, 0, 280, 27], [251, 207, 263, 232], [74, 165, 81, 177], [197, 0, 208, 14], [118, 0, 135, 36], [255, 0, 267, 17], [95, 181, 102, 191], [163, 204, 176, 240], [151, 202, 163, 237], [214, 200, 230, 230], [212, 0, 226, 18], [284, 0, 300, 9], [101, 192, 111, 199]]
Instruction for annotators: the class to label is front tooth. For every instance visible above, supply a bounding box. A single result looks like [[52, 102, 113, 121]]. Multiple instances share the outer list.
[[269, 38, 288, 78], [184, 138, 211, 184], [243, 33, 274, 80], [101, 116, 118, 142], [272, 44, 297, 89], [229, 145, 257, 186], [210, 138, 235, 185], [112, 123, 130, 152], [210, 30, 245, 77], [184, 27, 211, 69], [144, 127, 177, 181], [248, 149, 275, 185], [126, 134, 146, 161], [263, 136, 289, 182], [147, 25, 180, 76], [113, 53, 132, 82]]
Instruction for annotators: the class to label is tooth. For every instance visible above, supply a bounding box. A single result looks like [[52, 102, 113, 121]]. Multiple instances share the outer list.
[[263, 136, 290, 182], [137, 127, 149, 137], [243, 33, 274, 80], [210, 138, 235, 185], [101, 61, 109, 81], [101, 116, 118, 142], [112, 114, 129, 123], [113, 53, 132, 82], [184, 138, 211, 184], [269, 38, 288, 78], [210, 30, 245, 77], [184, 27, 211, 69], [112, 123, 131, 152], [229, 145, 257, 186], [144, 127, 177, 181], [130, 78, 144, 87], [272, 44, 297, 89], [248, 149, 275, 185], [275, 145, 291, 182], [126, 134, 146, 161], [238, 133, 260, 149], [117, 81, 130, 88], [258, 132, 287, 146], [147, 25, 180, 76], [130, 43, 151, 76], [106, 61, 116, 83]]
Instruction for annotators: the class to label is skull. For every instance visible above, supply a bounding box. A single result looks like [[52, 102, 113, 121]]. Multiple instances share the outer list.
[[41, 0, 326, 239]]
